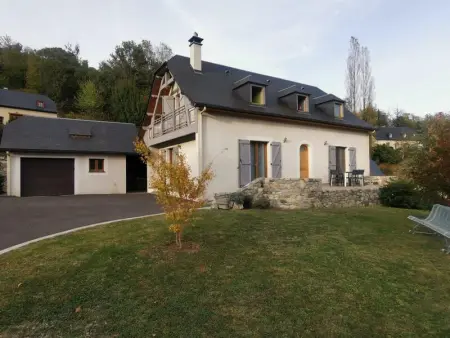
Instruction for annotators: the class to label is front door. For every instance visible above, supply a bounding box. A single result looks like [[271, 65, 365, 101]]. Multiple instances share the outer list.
[[336, 147, 346, 173], [300, 145, 309, 178]]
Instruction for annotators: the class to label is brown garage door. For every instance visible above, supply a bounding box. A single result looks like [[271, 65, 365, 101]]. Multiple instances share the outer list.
[[21, 158, 75, 197]]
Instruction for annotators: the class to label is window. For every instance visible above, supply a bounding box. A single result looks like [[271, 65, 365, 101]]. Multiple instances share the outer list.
[[251, 85, 265, 105], [388, 133, 393, 139], [334, 103, 343, 119], [36, 100, 45, 109], [250, 141, 267, 180], [89, 159, 105, 172], [9, 113, 23, 122], [297, 95, 308, 112], [0, 116, 3, 125]]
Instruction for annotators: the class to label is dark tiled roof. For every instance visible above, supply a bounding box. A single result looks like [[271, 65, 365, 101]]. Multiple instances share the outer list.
[[165, 55, 373, 131], [0, 89, 57, 113], [375, 127, 416, 141], [0, 116, 137, 154]]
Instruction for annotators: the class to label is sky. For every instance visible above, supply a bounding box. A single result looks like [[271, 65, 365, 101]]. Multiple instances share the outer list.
[[3, 0, 449, 115]]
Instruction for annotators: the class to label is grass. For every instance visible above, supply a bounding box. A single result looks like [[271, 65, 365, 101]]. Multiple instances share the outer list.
[[1, 207, 450, 337]]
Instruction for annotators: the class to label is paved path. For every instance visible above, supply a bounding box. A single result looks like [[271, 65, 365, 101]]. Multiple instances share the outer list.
[[0, 194, 162, 250]]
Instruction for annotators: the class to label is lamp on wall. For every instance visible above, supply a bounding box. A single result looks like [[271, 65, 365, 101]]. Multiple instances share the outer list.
[[283, 137, 288, 143], [324, 141, 328, 145]]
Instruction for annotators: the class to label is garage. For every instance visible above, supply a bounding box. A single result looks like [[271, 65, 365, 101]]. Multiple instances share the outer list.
[[21, 158, 74, 197]]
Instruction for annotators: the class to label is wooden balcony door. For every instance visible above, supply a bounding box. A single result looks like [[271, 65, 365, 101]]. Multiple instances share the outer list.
[[300, 144, 309, 179]]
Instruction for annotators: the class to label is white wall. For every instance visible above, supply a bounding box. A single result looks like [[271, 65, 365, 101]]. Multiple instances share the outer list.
[[76, 155, 126, 194], [8, 153, 126, 196], [146, 139, 200, 193], [201, 114, 371, 198]]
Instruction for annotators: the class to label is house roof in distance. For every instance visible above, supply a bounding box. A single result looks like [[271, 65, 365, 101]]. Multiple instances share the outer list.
[[0, 89, 57, 113], [376, 126, 417, 141], [161, 55, 373, 131], [0, 116, 137, 155]]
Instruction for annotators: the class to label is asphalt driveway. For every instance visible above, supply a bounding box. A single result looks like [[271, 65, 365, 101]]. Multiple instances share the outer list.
[[0, 194, 162, 251]]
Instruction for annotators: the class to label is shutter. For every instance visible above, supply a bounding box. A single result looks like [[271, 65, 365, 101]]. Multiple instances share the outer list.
[[329, 146, 337, 171], [349, 147, 357, 171], [173, 146, 179, 164], [271, 142, 282, 178], [238, 140, 251, 187]]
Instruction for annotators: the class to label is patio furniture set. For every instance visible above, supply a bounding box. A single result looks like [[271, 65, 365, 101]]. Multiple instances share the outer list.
[[329, 169, 365, 187]]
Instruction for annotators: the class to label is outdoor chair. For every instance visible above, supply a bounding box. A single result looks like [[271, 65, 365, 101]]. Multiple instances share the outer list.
[[330, 170, 344, 186], [350, 169, 365, 186], [408, 204, 450, 253]]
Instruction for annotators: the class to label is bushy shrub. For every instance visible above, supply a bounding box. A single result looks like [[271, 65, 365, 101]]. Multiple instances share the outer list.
[[372, 144, 403, 164], [379, 180, 424, 209], [229, 192, 245, 205]]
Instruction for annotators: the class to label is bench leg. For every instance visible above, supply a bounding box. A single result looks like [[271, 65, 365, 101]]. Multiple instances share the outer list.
[[409, 223, 435, 235], [442, 238, 450, 254]]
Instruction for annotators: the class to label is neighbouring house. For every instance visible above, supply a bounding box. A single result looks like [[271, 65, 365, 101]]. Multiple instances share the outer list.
[[0, 89, 58, 125], [0, 116, 146, 197], [141, 33, 374, 198], [375, 126, 417, 149]]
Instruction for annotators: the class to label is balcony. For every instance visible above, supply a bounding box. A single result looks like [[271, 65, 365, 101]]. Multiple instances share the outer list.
[[148, 105, 197, 146]]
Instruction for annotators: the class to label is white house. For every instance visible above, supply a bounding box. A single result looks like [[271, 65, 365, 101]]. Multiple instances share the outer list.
[[0, 116, 146, 197], [142, 34, 374, 198]]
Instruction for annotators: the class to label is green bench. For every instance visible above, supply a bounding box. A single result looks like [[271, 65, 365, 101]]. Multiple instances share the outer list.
[[408, 204, 450, 253]]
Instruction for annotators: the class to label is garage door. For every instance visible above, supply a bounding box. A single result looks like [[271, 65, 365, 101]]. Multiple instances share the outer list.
[[21, 158, 75, 197]]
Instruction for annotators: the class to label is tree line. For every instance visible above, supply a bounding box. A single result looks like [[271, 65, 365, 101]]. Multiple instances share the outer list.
[[344, 36, 426, 131], [0, 36, 172, 125]]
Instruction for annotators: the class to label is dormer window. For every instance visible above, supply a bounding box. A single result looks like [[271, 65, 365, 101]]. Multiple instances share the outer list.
[[36, 100, 45, 109], [334, 103, 343, 119], [251, 85, 265, 105], [297, 95, 309, 112]]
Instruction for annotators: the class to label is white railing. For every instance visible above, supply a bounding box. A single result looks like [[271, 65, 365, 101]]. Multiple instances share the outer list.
[[152, 106, 195, 138]]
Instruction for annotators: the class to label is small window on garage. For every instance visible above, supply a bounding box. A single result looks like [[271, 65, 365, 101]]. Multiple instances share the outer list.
[[89, 159, 105, 172]]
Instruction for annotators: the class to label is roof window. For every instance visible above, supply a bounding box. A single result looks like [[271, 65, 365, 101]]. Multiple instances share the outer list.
[[251, 85, 265, 105], [36, 100, 45, 109]]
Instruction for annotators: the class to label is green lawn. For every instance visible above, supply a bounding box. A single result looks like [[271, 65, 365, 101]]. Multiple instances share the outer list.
[[1, 207, 450, 337]]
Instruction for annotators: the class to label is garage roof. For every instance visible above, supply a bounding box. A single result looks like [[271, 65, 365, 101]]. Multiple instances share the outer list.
[[0, 116, 138, 155]]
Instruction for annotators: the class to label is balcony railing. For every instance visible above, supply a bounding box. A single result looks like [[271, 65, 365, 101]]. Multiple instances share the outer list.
[[152, 106, 196, 138]]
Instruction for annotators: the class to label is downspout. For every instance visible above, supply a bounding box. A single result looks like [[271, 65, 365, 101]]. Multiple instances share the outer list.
[[197, 106, 207, 175], [6, 151, 11, 196]]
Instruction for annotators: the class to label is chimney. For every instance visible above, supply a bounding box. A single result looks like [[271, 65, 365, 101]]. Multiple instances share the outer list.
[[188, 32, 203, 72]]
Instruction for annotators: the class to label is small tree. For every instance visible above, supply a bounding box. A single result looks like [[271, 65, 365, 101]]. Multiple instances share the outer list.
[[135, 140, 214, 248], [403, 112, 450, 198], [75, 80, 103, 118]]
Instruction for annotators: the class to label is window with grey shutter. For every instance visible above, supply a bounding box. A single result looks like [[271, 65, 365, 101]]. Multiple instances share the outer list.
[[349, 147, 356, 171], [238, 140, 251, 187], [329, 146, 337, 171], [271, 142, 282, 178]]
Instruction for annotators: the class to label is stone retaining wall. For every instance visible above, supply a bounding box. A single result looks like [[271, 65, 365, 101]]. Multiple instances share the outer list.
[[216, 178, 381, 210]]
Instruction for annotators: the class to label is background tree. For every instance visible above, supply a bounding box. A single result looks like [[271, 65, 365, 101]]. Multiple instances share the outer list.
[[0, 36, 172, 124], [360, 46, 375, 110], [75, 80, 103, 118], [135, 141, 214, 248], [403, 112, 450, 198], [345, 36, 361, 114], [110, 79, 147, 125], [345, 36, 376, 114], [25, 53, 41, 93], [359, 105, 379, 126]]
